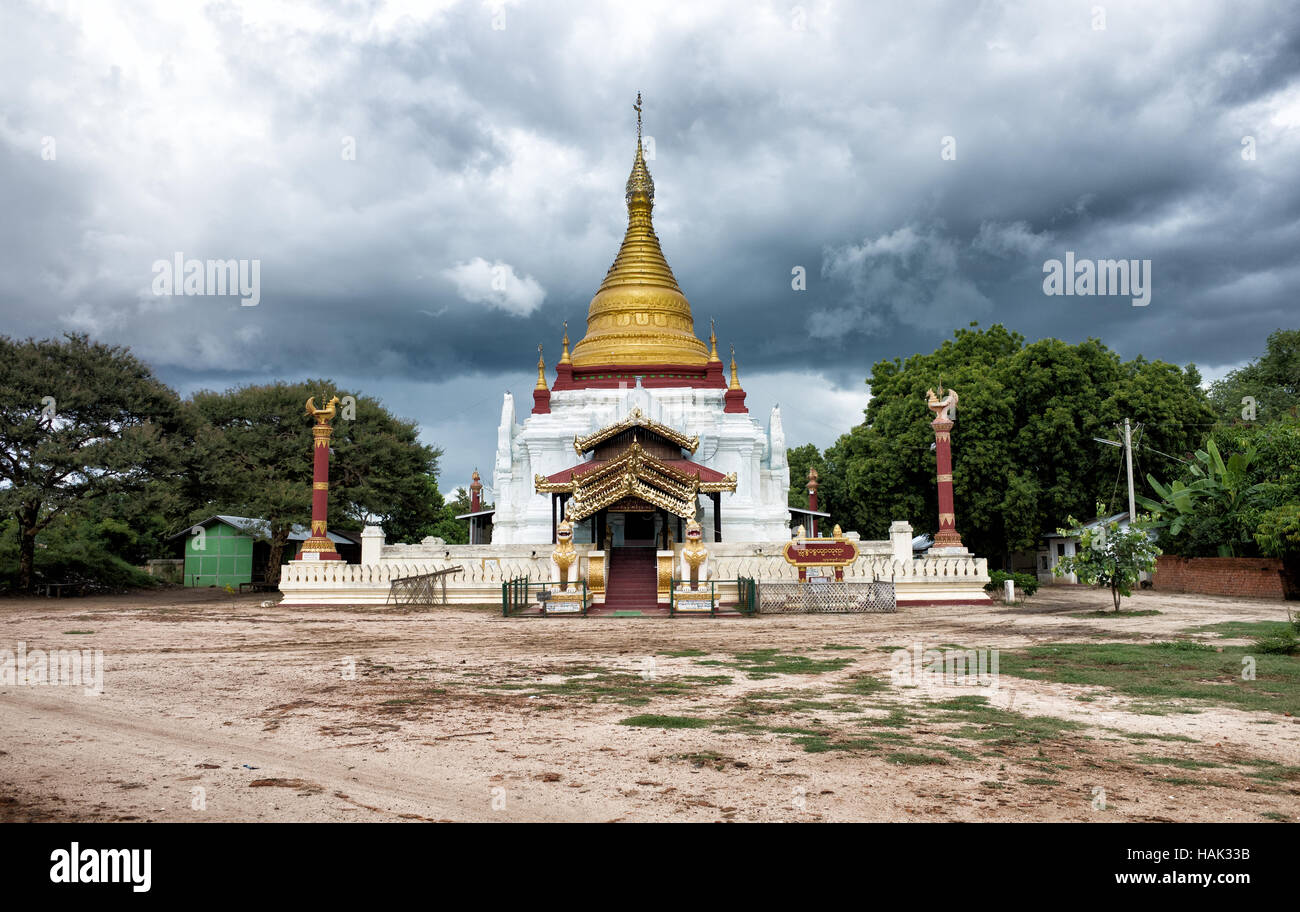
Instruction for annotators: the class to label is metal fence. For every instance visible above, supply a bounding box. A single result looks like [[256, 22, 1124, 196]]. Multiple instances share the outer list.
[[501, 575, 590, 617], [668, 578, 761, 616], [756, 579, 897, 614], [737, 576, 758, 615], [387, 565, 462, 609]]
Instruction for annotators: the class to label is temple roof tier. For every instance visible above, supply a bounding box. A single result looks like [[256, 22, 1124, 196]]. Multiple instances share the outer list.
[[572, 406, 698, 455]]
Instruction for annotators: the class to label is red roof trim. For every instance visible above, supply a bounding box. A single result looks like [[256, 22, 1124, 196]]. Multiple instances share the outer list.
[[545, 457, 729, 484], [553, 361, 727, 390]]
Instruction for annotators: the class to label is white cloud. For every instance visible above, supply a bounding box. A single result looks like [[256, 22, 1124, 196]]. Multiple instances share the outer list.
[[441, 257, 546, 317], [972, 220, 1054, 258]]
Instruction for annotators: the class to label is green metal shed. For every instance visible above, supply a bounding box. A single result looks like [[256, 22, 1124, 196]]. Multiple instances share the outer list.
[[170, 515, 354, 588]]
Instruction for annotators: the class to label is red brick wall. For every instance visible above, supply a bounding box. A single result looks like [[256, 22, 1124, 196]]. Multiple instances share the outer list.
[[1152, 555, 1288, 599]]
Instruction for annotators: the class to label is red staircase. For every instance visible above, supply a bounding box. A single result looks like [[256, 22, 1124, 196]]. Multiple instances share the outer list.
[[597, 548, 663, 615]]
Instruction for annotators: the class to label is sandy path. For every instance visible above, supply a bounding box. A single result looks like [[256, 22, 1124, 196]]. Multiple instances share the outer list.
[[1, 586, 1296, 822]]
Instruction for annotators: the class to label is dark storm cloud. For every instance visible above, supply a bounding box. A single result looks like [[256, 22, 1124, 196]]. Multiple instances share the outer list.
[[3, 0, 1299, 487]]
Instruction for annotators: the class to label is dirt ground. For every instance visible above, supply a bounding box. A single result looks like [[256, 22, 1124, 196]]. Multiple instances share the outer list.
[[0, 585, 1296, 823]]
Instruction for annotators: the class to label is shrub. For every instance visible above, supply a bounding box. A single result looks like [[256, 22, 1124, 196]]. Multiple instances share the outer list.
[[1252, 610, 1300, 656], [985, 570, 1040, 597]]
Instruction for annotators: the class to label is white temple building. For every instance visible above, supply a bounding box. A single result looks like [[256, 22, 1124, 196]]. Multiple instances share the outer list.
[[489, 108, 790, 546], [277, 98, 990, 611]]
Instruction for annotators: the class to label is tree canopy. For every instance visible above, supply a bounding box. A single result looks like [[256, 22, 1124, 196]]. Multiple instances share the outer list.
[[0, 334, 190, 590], [1209, 329, 1300, 423], [811, 324, 1214, 562]]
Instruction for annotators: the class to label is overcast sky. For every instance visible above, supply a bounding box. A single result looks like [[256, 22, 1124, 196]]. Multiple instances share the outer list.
[[4, 0, 1298, 494]]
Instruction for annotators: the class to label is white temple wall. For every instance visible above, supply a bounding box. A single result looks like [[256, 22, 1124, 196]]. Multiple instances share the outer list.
[[490, 382, 790, 544], [277, 529, 991, 607]]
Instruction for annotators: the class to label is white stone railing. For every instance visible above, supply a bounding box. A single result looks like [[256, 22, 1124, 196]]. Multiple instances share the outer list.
[[279, 555, 559, 588], [279, 524, 989, 606], [707, 552, 988, 583]]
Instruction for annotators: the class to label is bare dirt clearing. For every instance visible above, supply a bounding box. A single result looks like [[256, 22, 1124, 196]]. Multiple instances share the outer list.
[[1, 585, 1297, 822]]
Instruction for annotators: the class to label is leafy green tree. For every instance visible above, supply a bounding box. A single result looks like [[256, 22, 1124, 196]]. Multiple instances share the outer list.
[[0, 334, 189, 591], [188, 381, 441, 583], [0, 514, 158, 592], [1054, 513, 1160, 612], [822, 324, 1213, 562], [1257, 502, 1300, 600], [1209, 329, 1300, 423], [431, 487, 475, 544], [786, 443, 826, 509], [1256, 503, 1300, 558]]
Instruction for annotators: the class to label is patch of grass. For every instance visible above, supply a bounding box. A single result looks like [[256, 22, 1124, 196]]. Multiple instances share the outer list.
[[793, 735, 877, 754], [865, 708, 912, 729], [1261, 811, 1290, 822], [820, 644, 865, 651], [619, 714, 712, 729], [1136, 754, 1223, 770], [993, 641, 1300, 716], [1109, 729, 1198, 743], [61, 630, 95, 635], [930, 695, 992, 711], [1021, 776, 1062, 786], [1243, 759, 1300, 784], [528, 671, 732, 706], [1159, 776, 1205, 786], [765, 725, 827, 736], [1073, 610, 1161, 618], [838, 673, 888, 696], [672, 750, 730, 769], [885, 751, 949, 766], [939, 705, 1085, 748], [1186, 620, 1290, 639], [725, 648, 854, 679], [871, 730, 915, 743]]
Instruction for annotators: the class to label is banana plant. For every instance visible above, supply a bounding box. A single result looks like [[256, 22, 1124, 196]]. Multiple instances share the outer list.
[[1136, 438, 1265, 556]]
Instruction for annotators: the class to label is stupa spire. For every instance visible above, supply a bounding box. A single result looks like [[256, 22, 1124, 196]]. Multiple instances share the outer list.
[[569, 93, 709, 369], [535, 344, 548, 390]]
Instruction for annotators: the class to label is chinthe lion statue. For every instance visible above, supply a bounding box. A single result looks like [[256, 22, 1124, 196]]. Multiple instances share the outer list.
[[679, 518, 710, 591], [551, 516, 578, 592]]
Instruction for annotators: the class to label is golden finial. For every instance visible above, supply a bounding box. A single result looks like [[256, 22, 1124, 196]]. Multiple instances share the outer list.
[[535, 344, 548, 390], [728, 344, 741, 390], [559, 321, 571, 364], [625, 93, 654, 206], [709, 318, 720, 361]]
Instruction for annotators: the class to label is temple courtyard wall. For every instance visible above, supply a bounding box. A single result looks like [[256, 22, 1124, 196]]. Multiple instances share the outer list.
[[278, 522, 991, 607]]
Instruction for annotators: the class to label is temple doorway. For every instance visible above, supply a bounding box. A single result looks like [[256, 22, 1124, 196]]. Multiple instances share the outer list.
[[621, 511, 655, 546]]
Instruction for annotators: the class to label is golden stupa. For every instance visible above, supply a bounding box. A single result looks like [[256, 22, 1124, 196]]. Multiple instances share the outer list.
[[569, 94, 711, 368]]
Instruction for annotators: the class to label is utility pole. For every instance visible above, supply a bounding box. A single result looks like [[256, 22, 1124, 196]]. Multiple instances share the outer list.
[[1123, 418, 1136, 520]]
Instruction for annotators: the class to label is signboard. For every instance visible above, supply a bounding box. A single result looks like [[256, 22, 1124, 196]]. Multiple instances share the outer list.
[[782, 537, 859, 581], [673, 596, 713, 614]]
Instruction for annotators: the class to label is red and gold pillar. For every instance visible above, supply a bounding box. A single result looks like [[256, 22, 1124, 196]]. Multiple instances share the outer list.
[[806, 467, 820, 538], [296, 396, 342, 561], [926, 387, 965, 551]]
